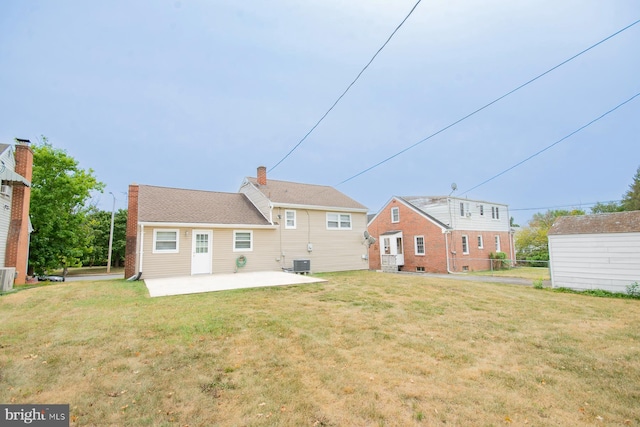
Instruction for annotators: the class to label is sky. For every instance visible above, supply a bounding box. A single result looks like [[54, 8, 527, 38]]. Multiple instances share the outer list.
[[1, 0, 638, 226]]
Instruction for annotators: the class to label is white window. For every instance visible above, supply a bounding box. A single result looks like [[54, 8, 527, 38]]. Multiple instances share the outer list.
[[391, 207, 400, 223], [327, 213, 352, 230], [495, 235, 501, 252], [153, 229, 179, 253], [462, 235, 469, 254], [415, 236, 425, 255], [492, 206, 500, 220], [234, 230, 253, 251], [479, 204, 484, 216], [383, 237, 391, 255], [477, 235, 484, 249], [285, 210, 296, 229], [460, 202, 470, 217]]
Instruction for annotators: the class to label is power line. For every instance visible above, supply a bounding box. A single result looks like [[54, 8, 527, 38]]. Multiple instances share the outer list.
[[336, 18, 640, 186], [269, 0, 422, 173], [458, 91, 640, 195], [511, 200, 622, 211]]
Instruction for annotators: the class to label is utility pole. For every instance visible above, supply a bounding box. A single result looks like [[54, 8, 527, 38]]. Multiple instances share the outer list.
[[107, 192, 116, 273]]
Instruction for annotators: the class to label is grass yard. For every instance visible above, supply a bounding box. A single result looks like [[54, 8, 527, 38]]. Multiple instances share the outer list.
[[470, 266, 551, 281], [1, 271, 638, 426]]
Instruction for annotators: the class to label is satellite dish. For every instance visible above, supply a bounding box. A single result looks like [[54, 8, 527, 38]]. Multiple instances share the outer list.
[[449, 182, 457, 196], [368, 236, 377, 245], [364, 230, 370, 239]]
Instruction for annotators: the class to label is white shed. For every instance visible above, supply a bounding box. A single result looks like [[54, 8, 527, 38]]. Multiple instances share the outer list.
[[548, 211, 640, 293]]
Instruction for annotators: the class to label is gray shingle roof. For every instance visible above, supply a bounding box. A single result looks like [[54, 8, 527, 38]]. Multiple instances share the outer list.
[[137, 185, 270, 225], [246, 177, 367, 210], [549, 211, 640, 235]]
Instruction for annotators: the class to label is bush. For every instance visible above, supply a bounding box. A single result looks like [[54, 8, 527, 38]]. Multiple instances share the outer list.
[[627, 282, 640, 297], [489, 252, 509, 270], [533, 279, 544, 289]]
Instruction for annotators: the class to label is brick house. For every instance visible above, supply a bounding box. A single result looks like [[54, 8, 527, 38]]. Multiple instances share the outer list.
[[367, 196, 514, 273], [0, 139, 33, 286]]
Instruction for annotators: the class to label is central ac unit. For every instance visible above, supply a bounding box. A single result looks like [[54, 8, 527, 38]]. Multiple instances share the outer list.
[[293, 259, 310, 274]]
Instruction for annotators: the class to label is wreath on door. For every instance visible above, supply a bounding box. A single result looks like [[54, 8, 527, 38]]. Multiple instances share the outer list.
[[236, 255, 247, 268]]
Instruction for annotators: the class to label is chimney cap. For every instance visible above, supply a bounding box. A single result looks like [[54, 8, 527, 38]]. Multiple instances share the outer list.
[[15, 138, 31, 145]]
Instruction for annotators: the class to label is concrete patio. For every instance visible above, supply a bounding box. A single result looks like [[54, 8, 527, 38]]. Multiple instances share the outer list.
[[144, 270, 327, 297]]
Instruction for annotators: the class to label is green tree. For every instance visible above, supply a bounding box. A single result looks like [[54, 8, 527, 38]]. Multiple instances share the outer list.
[[590, 201, 624, 214], [84, 208, 127, 267], [515, 209, 584, 266], [621, 166, 640, 211], [29, 138, 105, 276]]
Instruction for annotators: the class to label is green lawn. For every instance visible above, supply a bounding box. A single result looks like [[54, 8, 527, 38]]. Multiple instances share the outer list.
[[1, 271, 638, 426]]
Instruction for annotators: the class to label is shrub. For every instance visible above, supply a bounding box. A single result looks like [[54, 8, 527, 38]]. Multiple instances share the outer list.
[[533, 279, 544, 289], [627, 282, 640, 297], [489, 252, 509, 270]]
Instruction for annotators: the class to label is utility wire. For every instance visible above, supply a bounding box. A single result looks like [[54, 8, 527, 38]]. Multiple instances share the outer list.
[[269, 0, 422, 173], [459, 91, 640, 195], [511, 200, 622, 211], [336, 18, 640, 186]]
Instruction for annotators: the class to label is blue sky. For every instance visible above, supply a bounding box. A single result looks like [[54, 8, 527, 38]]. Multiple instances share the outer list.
[[1, 0, 638, 226]]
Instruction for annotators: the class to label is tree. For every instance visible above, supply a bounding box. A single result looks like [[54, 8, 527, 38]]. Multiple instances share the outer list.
[[29, 138, 105, 276], [591, 201, 624, 214], [83, 208, 127, 267], [621, 166, 640, 211], [515, 209, 584, 266]]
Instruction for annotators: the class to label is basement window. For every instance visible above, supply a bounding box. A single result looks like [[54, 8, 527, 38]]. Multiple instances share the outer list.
[[416, 266, 425, 272]]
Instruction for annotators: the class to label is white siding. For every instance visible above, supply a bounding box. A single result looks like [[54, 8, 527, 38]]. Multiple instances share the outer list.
[[413, 197, 510, 232], [549, 232, 640, 293], [238, 180, 272, 222]]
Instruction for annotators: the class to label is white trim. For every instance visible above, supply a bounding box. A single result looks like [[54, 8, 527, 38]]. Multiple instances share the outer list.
[[414, 235, 425, 256], [326, 212, 352, 230], [152, 229, 179, 254], [477, 235, 484, 249], [391, 207, 400, 223], [462, 235, 469, 255], [233, 230, 253, 252], [495, 235, 501, 252], [272, 202, 368, 213], [139, 221, 276, 229], [285, 210, 296, 229]]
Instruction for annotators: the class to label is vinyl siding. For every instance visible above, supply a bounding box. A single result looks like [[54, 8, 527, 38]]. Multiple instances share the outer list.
[[140, 226, 282, 279], [0, 148, 16, 268], [238, 180, 272, 222], [275, 207, 368, 273], [406, 197, 509, 232], [549, 232, 640, 293]]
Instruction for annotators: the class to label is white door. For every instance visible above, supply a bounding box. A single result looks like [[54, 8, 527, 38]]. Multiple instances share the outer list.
[[191, 230, 212, 275]]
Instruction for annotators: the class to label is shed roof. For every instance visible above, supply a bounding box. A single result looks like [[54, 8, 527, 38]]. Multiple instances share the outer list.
[[548, 211, 640, 235], [137, 185, 271, 225], [245, 177, 367, 211]]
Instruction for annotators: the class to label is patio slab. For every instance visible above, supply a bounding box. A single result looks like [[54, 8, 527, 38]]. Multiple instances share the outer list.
[[144, 271, 327, 297]]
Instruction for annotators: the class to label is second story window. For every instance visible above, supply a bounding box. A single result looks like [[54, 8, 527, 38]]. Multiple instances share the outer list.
[[285, 210, 296, 229], [327, 213, 352, 230], [492, 206, 500, 220], [391, 207, 400, 223]]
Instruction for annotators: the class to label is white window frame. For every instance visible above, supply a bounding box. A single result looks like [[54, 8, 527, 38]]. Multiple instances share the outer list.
[[495, 235, 501, 252], [492, 206, 500, 220], [462, 235, 469, 255], [153, 229, 179, 254], [391, 207, 400, 223], [479, 204, 484, 216], [326, 213, 352, 230], [477, 235, 484, 249], [414, 236, 425, 256], [233, 230, 253, 252], [285, 210, 296, 229]]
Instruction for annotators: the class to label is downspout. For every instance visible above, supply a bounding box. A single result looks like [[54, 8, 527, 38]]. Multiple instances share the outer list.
[[138, 224, 144, 275], [444, 230, 459, 274], [507, 205, 516, 266]]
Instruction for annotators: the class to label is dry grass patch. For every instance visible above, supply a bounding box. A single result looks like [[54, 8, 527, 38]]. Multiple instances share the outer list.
[[471, 266, 551, 281], [1, 271, 639, 426]]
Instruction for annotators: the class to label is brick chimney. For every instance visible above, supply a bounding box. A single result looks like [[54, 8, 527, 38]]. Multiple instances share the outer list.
[[124, 183, 139, 279], [5, 139, 33, 284], [257, 166, 267, 185]]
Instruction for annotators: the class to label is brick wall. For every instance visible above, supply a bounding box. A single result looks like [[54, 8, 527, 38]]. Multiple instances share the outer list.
[[5, 142, 33, 284], [368, 198, 449, 273], [124, 184, 139, 278], [368, 198, 514, 273]]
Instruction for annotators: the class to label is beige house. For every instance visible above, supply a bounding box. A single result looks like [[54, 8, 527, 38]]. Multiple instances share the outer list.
[[125, 167, 369, 279]]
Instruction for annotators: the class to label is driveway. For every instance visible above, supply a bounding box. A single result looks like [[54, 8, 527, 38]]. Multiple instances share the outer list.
[[144, 271, 327, 297]]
